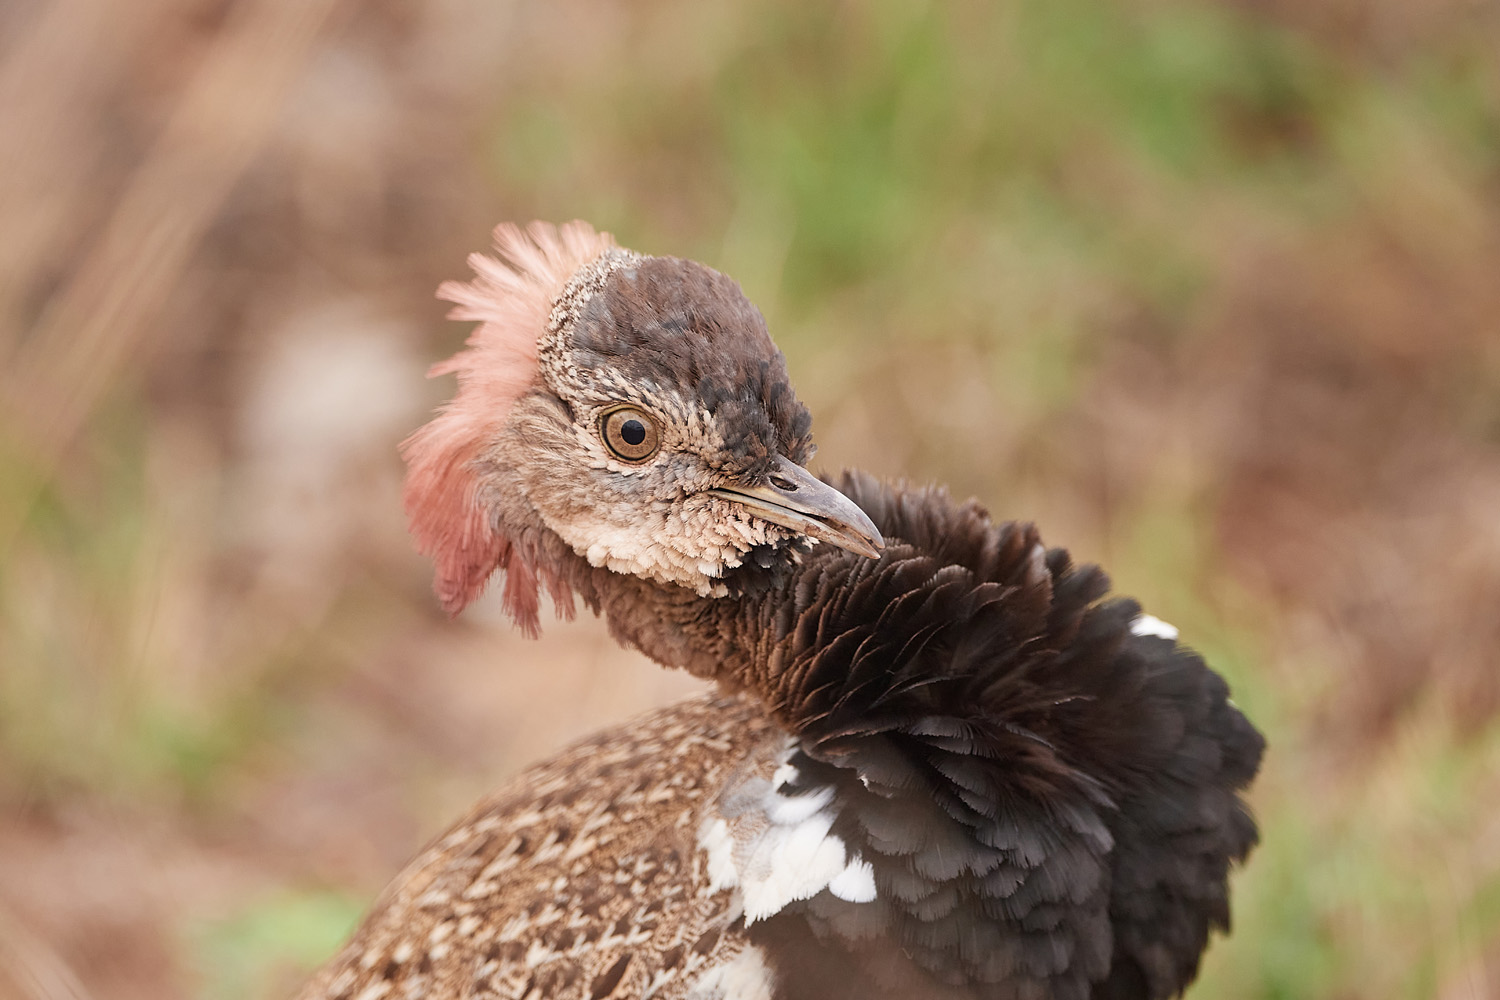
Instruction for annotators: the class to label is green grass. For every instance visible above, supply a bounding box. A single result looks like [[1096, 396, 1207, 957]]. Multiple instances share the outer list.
[[189, 890, 366, 1000]]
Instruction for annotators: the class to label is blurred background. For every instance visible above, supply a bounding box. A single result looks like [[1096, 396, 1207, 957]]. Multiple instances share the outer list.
[[2, 0, 1499, 997]]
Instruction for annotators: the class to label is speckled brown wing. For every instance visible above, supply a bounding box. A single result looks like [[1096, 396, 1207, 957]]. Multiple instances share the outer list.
[[296, 693, 785, 1000]]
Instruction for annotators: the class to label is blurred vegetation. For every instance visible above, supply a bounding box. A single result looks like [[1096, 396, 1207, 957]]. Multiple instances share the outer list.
[[2, 0, 1499, 998]]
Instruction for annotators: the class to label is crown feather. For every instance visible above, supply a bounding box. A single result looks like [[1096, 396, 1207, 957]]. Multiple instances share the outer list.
[[402, 221, 616, 628]]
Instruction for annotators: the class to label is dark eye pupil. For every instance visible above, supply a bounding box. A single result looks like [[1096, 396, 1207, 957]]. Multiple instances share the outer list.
[[620, 419, 646, 446]]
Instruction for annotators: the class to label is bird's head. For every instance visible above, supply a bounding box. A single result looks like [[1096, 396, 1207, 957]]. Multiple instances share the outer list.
[[402, 221, 883, 633]]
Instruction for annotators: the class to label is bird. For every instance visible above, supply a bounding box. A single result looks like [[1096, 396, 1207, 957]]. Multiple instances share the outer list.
[[294, 221, 1264, 1000]]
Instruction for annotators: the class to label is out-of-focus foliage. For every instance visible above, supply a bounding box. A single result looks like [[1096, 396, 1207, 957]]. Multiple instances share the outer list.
[[1, 0, 1498, 997]]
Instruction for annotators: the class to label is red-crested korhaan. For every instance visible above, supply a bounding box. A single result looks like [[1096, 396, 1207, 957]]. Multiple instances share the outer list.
[[296, 222, 1264, 1000]]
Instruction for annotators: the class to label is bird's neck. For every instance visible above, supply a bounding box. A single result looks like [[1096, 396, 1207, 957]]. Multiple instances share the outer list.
[[532, 484, 1070, 740], [583, 551, 797, 698]]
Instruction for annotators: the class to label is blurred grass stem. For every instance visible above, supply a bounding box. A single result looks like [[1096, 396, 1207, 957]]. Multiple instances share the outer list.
[[0, 0, 347, 552]]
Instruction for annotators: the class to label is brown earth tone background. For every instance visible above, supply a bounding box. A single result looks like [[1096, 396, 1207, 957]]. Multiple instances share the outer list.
[[3, 1, 1500, 998]]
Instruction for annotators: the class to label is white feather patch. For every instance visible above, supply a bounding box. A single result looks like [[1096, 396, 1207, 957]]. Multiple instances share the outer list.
[[686, 945, 776, 1000], [827, 858, 878, 903], [700, 740, 877, 923], [1130, 613, 1179, 641]]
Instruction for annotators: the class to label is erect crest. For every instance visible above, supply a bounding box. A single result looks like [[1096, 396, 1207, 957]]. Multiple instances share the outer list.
[[401, 221, 617, 630]]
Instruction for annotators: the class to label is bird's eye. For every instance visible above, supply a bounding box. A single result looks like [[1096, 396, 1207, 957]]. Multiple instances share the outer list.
[[600, 406, 661, 463]]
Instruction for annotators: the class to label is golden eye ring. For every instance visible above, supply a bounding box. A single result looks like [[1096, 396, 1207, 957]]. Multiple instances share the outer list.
[[599, 406, 661, 463]]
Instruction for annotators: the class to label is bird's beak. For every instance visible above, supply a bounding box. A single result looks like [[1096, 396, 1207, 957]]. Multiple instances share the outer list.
[[709, 456, 885, 560]]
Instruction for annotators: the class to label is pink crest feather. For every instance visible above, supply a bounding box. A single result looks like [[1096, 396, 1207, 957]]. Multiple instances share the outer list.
[[401, 220, 617, 631]]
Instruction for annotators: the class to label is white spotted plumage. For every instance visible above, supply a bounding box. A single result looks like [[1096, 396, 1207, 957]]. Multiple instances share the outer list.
[[684, 944, 776, 1000], [699, 737, 878, 924]]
